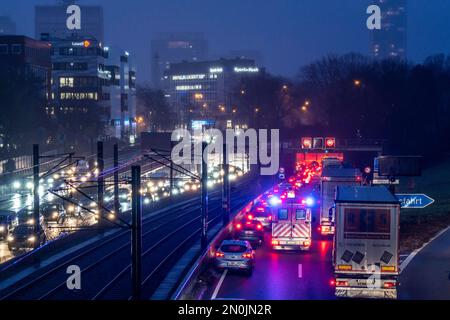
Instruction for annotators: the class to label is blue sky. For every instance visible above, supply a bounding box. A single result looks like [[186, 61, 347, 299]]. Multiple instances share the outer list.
[[3, 0, 450, 83]]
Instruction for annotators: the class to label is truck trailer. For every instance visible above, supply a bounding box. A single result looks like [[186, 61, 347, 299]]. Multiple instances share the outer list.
[[319, 167, 362, 235], [332, 185, 400, 299]]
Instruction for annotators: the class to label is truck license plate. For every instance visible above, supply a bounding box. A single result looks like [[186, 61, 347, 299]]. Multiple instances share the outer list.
[[356, 279, 368, 286]]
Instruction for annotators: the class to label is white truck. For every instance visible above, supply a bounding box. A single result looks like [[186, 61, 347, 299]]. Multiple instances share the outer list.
[[319, 167, 362, 235], [332, 185, 400, 299]]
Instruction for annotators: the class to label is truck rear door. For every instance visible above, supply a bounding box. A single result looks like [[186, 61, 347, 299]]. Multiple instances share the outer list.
[[336, 204, 398, 275], [272, 207, 292, 239], [292, 207, 311, 240]]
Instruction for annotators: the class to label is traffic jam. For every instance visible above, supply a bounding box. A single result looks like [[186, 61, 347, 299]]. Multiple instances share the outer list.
[[0, 156, 248, 263], [210, 140, 400, 300]]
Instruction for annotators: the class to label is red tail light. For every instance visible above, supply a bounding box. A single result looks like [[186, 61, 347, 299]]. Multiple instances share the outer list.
[[335, 281, 349, 287], [329, 279, 336, 286], [268, 216, 272, 221], [383, 282, 395, 288], [242, 253, 252, 258], [236, 223, 242, 230], [215, 252, 224, 257], [256, 224, 263, 230]]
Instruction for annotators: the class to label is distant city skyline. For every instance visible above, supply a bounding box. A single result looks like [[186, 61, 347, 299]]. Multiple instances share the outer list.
[[2, 0, 450, 83]]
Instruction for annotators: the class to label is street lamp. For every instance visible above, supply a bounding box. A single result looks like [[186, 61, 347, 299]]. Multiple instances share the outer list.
[[354, 79, 361, 87]]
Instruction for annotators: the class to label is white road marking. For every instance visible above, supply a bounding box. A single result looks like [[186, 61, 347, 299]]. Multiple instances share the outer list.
[[298, 264, 303, 278], [211, 269, 228, 300], [400, 225, 450, 273]]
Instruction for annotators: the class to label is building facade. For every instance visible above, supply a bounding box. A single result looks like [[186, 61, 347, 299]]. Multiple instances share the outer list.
[[0, 35, 52, 97], [165, 58, 261, 130], [47, 36, 109, 115], [151, 32, 208, 89], [104, 47, 137, 142], [45, 35, 136, 142], [371, 0, 407, 60], [35, 1, 104, 44], [0, 16, 16, 35]]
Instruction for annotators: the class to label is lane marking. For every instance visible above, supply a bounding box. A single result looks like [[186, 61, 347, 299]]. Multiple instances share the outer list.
[[211, 269, 228, 300], [400, 225, 450, 273], [298, 264, 303, 278]]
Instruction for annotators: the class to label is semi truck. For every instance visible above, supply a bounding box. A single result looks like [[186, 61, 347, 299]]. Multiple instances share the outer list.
[[319, 167, 362, 235], [332, 185, 400, 299]]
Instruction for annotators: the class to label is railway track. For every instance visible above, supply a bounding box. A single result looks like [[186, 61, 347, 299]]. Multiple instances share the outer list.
[[0, 176, 261, 300]]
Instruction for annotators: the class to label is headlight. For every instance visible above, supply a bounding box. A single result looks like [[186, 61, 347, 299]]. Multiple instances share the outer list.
[[7, 235, 14, 242], [0, 226, 5, 232], [28, 236, 36, 242]]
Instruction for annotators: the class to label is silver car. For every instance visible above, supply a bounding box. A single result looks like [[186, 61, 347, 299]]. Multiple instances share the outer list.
[[214, 240, 255, 275]]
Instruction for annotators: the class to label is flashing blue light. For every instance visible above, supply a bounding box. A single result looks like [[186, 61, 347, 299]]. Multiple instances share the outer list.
[[269, 196, 282, 206], [305, 197, 315, 207]]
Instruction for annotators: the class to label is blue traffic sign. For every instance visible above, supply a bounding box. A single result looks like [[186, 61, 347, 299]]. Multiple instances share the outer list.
[[395, 194, 435, 209]]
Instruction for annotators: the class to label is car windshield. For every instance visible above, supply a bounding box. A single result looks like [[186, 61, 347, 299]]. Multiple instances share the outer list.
[[221, 245, 247, 253]]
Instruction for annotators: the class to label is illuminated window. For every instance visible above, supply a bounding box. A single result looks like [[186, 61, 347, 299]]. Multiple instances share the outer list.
[[60, 77, 74, 88]]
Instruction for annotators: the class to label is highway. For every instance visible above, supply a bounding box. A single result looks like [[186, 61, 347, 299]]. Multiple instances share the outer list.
[[208, 230, 335, 300], [204, 183, 336, 301], [0, 173, 272, 300]]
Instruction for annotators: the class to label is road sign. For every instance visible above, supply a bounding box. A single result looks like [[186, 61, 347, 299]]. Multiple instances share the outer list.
[[395, 194, 435, 209], [372, 173, 399, 185]]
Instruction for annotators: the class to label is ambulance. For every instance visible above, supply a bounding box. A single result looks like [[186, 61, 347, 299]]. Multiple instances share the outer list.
[[270, 192, 312, 251]]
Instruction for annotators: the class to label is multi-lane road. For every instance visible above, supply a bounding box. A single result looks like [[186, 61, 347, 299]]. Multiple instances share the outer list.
[[201, 186, 450, 301]]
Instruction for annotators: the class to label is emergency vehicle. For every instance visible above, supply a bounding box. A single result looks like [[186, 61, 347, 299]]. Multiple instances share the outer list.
[[270, 192, 312, 251], [319, 167, 362, 235], [332, 186, 400, 299]]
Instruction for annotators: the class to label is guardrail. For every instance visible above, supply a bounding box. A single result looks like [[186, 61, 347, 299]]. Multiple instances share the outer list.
[[172, 195, 261, 300]]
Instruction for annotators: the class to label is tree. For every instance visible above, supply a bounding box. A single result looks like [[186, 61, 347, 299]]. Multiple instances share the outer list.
[[137, 86, 178, 131]]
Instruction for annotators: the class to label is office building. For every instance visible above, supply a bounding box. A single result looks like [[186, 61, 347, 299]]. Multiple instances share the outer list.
[[46, 35, 109, 118], [35, 1, 104, 43], [46, 35, 136, 142], [0, 16, 16, 35], [0, 35, 52, 97], [104, 47, 137, 142], [165, 58, 261, 129], [151, 32, 208, 89], [371, 0, 407, 60]]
